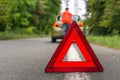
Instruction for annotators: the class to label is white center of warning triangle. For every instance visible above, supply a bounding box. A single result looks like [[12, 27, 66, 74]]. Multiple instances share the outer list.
[[67, 44, 81, 61], [64, 44, 86, 61]]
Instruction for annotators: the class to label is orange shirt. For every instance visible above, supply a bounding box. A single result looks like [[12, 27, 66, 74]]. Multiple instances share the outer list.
[[62, 10, 72, 24]]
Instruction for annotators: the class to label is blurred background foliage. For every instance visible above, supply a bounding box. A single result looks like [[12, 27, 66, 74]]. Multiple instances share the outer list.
[[85, 0, 120, 35], [0, 0, 61, 35], [1, 0, 120, 37]]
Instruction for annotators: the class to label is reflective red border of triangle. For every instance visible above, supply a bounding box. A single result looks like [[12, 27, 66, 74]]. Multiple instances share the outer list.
[[45, 21, 104, 72]]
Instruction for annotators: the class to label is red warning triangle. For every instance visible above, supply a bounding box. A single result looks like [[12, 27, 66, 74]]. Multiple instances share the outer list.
[[45, 21, 104, 72]]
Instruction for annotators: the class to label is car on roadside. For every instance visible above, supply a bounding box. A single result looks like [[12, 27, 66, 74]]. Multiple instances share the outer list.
[[51, 15, 84, 42]]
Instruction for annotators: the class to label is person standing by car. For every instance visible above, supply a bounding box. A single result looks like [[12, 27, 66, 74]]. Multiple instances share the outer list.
[[62, 8, 72, 36]]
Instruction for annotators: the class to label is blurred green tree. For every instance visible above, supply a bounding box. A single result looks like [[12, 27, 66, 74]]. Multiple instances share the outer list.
[[0, 0, 61, 35], [85, 0, 120, 35]]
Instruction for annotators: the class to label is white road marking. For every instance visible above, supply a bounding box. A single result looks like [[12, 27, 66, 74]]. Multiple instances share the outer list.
[[64, 44, 91, 80]]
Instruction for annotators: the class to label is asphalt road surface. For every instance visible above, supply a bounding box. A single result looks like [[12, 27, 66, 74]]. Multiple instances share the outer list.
[[0, 38, 120, 80]]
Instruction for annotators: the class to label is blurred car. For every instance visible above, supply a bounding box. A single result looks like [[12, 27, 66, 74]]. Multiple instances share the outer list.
[[51, 15, 84, 42]]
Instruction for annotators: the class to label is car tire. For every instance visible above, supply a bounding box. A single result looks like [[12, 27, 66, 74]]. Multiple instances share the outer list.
[[52, 38, 56, 42]]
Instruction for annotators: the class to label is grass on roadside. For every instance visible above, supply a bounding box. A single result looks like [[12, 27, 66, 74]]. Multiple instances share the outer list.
[[0, 32, 50, 40], [87, 35, 120, 50]]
